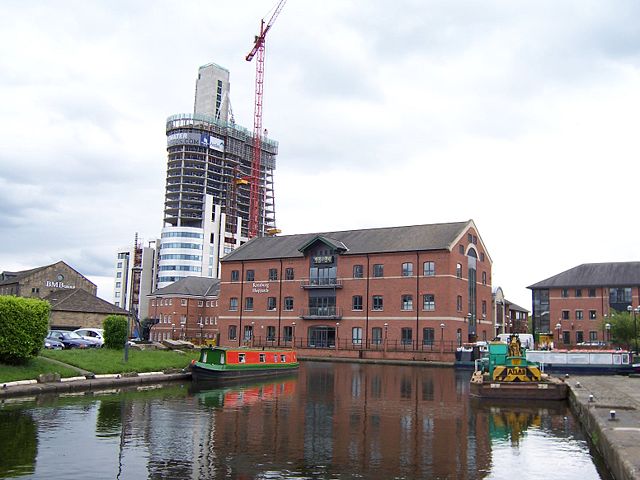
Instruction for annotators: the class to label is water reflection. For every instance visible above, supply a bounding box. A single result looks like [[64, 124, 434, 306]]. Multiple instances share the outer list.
[[0, 363, 611, 479]]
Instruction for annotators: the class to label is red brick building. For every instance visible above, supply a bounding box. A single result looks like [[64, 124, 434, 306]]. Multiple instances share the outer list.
[[528, 262, 640, 346], [148, 277, 219, 342], [217, 220, 492, 360]]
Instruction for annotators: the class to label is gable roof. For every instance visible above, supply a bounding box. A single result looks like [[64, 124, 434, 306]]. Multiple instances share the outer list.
[[222, 221, 476, 262], [150, 276, 220, 297], [0, 261, 96, 289], [528, 262, 640, 289], [43, 288, 128, 315]]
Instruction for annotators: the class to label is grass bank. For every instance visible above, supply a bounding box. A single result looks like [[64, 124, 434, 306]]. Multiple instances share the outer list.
[[0, 357, 80, 383], [0, 349, 200, 382], [40, 348, 200, 375]]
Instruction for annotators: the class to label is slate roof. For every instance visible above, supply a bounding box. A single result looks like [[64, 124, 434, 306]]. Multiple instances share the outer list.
[[222, 221, 475, 262], [43, 288, 128, 314], [0, 266, 48, 285], [528, 262, 640, 289], [506, 300, 529, 313], [150, 276, 220, 297]]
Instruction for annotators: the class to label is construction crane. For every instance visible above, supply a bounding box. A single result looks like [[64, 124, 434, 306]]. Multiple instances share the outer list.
[[245, 0, 287, 238]]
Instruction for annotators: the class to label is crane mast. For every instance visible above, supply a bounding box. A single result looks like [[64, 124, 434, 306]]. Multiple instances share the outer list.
[[246, 0, 287, 238]]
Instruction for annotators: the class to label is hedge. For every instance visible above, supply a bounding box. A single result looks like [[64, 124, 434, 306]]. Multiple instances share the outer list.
[[103, 315, 128, 349], [0, 296, 50, 365]]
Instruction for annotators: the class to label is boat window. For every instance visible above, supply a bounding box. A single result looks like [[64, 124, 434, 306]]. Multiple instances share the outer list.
[[202, 352, 207, 363], [239, 353, 246, 363], [259, 353, 266, 363], [280, 355, 286, 362], [274, 354, 278, 362], [622, 353, 629, 364], [220, 353, 225, 364]]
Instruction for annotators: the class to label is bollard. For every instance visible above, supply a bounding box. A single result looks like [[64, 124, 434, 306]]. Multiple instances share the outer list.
[[588, 394, 594, 402], [576, 381, 581, 388], [609, 410, 616, 421]]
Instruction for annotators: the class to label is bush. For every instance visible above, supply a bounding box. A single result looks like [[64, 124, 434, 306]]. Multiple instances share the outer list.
[[103, 315, 128, 349], [0, 296, 50, 365]]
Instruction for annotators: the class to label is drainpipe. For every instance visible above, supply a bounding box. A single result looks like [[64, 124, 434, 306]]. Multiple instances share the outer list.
[[365, 254, 370, 345], [277, 259, 283, 346], [239, 262, 245, 347], [416, 251, 420, 349]]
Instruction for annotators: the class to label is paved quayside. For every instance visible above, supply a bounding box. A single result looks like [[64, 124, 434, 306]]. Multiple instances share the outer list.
[[568, 375, 640, 480]]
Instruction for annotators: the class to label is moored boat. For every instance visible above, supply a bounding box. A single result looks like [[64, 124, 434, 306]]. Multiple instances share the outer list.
[[470, 335, 568, 401], [526, 349, 638, 375], [191, 346, 299, 383]]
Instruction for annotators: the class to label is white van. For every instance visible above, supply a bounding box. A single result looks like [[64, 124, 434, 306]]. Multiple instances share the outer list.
[[496, 333, 534, 350]]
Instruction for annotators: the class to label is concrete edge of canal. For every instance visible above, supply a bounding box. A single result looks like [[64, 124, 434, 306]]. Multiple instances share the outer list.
[[0, 371, 192, 399], [567, 375, 640, 480]]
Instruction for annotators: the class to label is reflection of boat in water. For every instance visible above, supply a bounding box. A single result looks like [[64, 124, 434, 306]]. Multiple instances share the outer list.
[[190, 376, 297, 409], [191, 346, 299, 383], [470, 335, 568, 401]]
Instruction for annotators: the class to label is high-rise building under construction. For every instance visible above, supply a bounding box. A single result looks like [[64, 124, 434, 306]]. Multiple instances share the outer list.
[[157, 62, 278, 288]]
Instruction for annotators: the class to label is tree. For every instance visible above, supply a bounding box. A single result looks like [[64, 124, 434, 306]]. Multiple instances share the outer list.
[[603, 310, 636, 349], [0, 296, 49, 365], [103, 315, 128, 349]]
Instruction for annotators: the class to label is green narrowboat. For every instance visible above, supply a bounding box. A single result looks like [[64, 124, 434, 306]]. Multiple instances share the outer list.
[[191, 346, 299, 382]]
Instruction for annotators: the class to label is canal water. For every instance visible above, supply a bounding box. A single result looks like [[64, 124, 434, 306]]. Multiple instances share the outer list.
[[0, 362, 612, 479]]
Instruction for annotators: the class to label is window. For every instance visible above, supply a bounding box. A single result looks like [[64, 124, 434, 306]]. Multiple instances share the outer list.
[[115, 282, 121, 288], [459, 245, 465, 254], [284, 296, 294, 311], [481, 271, 487, 285], [562, 310, 569, 320], [229, 297, 238, 311], [267, 297, 277, 310], [467, 233, 473, 243], [588, 288, 596, 298], [283, 326, 293, 342], [372, 327, 383, 345], [480, 252, 485, 262], [576, 310, 583, 320], [561, 288, 569, 298], [245, 297, 254, 311], [402, 262, 413, 276], [246, 270, 255, 281], [482, 300, 487, 315], [372, 295, 384, 311], [116, 272, 122, 278], [589, 310, 597, 320], [267, 326, 276, 341], [456, 263, 462, 278], [353, 265, 364, 278], [115, 292, 120, 298], [456, 295, 463, 311], [231, 270, 239, 282], [423, 327, 435, 346], [259, 353, 266, 363], [117, 262, 123, 268], [239, 353, 246, 363], [473, 235, 478, 244], [181, 299, 187, 306], [228, 325, 237, 340], [576, 331, 584, 343], [401, 328, 413, 346], [563, 331, 570, 344], [352, 327, 363, 345], [373, 264, 384, 277], [285, 268, 294, 280], [243, 326, 253, 340], [423, 294, 435, 311], [352, 295, 363, 311], [575, 288, 582, 298], [269, 268, 278, 281], [401, 294, 413, 311], [423, 261, 435, 276]]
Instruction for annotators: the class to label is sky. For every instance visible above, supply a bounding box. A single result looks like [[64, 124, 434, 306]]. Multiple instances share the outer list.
[[1, 0, 639, 310]]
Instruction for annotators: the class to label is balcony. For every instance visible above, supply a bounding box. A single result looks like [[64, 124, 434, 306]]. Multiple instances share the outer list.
[[301, 278, 343, 289], [300, 306, 342, 320]]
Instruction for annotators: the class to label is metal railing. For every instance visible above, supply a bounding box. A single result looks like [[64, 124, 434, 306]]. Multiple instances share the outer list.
[[300, 278, 343, 289], [248, 336, 458, 353], [300, 307, 343, 319]]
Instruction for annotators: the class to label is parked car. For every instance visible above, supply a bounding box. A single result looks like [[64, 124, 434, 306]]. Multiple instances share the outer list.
[[74, 328, 105, 347], [47, 330, 98, 349], [44, 337, 65, 350]]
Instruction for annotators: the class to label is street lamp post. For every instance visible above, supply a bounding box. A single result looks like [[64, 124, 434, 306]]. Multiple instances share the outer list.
[[555, 323, 562, 346], [627, 306, 640, 354], [198, 322, 203, 345], [440, 323, 445, 354], [383, 323, 388, 352], [335, 322, 340, 349], [292, 322, 296, 347], [171, 323, 175, 340], [605, 323, 611, 344]]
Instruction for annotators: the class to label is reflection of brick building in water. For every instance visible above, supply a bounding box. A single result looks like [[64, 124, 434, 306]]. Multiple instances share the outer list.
[[216, 220, 493, 361]]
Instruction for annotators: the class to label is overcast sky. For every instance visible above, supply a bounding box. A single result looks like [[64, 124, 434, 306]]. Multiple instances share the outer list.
[[1, 0, 639, 310]]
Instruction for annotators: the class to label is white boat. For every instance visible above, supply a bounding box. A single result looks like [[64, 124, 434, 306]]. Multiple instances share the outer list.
[[525, 349, 637, 375]]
